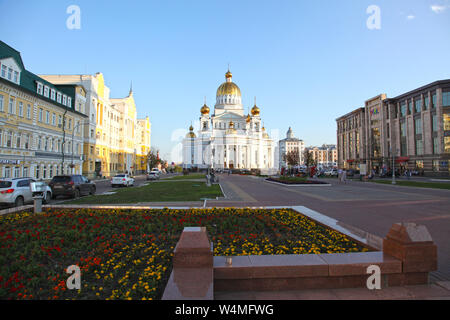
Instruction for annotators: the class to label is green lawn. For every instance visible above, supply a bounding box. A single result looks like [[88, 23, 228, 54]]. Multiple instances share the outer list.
[[371, 179, 450, 190], [65, 181, 223, 204], [164, 173, 206, 180]]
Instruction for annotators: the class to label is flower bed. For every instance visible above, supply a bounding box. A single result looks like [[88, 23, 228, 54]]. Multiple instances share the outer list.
[[0, 208, 370, 300], [266, 177, 329, 185]]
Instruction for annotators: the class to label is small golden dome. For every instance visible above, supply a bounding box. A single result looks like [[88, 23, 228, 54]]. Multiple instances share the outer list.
[[186, 125, 196, 138], [262, 126, 269, 138], [246, 114, 251, 123], [225, 70, 232, 79], [200, 104, 210, 114], [229, 121, 235, 128], [251, 105, 260, 116]]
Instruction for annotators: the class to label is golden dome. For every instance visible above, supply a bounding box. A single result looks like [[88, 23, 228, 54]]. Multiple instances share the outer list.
[[216, 82, 241, 97], [200, 104, 210, 114], [226, 120, 237, 134], [225, 70, 232, 79], [186, 125, 196, 138], [251, 105, 260, 116], [246, 114, 251, 123]]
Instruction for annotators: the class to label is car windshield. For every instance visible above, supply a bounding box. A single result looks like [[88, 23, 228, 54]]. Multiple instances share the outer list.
[[51, 176, 71, 183], [0, 181, 12, 188], [115, 175, 125, 177]]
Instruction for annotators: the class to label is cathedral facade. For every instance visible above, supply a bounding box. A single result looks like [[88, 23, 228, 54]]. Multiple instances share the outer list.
[[182, 70, 275, 172]]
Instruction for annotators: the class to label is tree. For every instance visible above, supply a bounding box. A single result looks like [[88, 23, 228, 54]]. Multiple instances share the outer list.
[[283, 150, 300, 167], [304, 149, 315, 167], [147, 147, 160, 170]]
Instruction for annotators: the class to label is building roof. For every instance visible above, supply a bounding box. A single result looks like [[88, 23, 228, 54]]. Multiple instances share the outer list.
[[0, 40, 86, 117]]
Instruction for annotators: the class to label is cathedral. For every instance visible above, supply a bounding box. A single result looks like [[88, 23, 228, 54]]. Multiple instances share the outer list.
[[182, 70, 275, 172]]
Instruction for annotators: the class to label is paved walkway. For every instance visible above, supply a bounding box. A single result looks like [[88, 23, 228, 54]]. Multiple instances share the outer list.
[[215, 282, 450, 300], [207, 174, 450, 283]]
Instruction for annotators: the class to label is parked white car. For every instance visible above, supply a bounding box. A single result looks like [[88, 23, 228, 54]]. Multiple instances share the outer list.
[[324, 169, 338, 176], [111, 174, 135, 187], [0, 178, 52, 207]]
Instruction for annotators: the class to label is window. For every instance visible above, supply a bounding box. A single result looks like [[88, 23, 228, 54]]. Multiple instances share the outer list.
[[52, 113, 56, 126], [46, 111, 50, 124], [415, 160, 424, 169], [416, 139, 423, 155], [1, 65, 6, 77], [51, 89, 56, 100], [445, 137, 450, 154], [62, 95, 67, 106], [443, 91, 450, 107], [0, 95, 3, 112], [37, 82, 43, 95], [414, 98, 422, 113], [37, 136, 41, 150], [16, 133, 21, 148], [444, 114, 450, 131], [433, 137, 439, 154], [401, 122, 406, 137], [432, 114, 438, 132], [6, 131, 12, 147], [57, 92, 62, 103], [43, 165, 47, 179], [424, 96, 429, 110], [18, 101, 23, 117], [36, 165, 40, 179], [7, 68, 12, 80], [27, 104, 31, 119], [415, 118, 422, 135], [44, 86, 49, 98], [432, 92, 436, 108], [39, 108, 43, 122], [68, 119, 72, 130], [4, 167, 11, 178], [8, 97, 14, 114], [13, 71, 18, 83], [67, 97, 72, 108], [13, 167, 20, 178], [23, 167, 28, 177], [58, 115, 62, 127], [408, 100, 413, 114], [25, 134, 29, 149]]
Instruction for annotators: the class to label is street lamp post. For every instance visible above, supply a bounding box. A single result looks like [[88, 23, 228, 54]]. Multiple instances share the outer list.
[[391, 147, 396, 185]]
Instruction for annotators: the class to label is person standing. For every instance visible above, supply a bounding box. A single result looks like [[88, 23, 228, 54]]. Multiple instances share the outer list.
[[338, 168, 343, 183], [342, 169, 347, 183]]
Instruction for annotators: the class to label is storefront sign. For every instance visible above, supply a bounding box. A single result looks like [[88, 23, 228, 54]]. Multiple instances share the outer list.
[[0, 159, 21, 165]]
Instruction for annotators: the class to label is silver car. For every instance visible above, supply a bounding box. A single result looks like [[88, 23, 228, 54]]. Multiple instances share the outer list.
[[0, 178, 52, 207]]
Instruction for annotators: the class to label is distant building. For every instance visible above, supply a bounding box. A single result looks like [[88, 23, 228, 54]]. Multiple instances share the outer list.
[[337, 80, 450, 175], [306, 144, 337, 167], [278, 127, 304, 168]]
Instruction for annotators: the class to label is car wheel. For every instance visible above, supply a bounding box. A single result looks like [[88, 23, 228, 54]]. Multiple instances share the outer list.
[[15, 196, 24, 207], [73, 188, 80, 199], [44, 192, 51, 204]]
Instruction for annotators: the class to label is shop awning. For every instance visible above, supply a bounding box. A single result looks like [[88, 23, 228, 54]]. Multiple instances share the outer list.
[[396, 157, 409, 163]]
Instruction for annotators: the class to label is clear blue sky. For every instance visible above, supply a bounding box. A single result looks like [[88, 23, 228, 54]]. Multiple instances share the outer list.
[[1, 0, 449, 162]]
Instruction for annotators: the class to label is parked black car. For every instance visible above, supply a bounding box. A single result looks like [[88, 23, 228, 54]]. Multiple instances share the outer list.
[[49, 175, 96, 199]]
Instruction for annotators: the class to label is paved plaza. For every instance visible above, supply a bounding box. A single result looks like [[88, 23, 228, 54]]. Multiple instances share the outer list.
[[207, 174, 450, 283]]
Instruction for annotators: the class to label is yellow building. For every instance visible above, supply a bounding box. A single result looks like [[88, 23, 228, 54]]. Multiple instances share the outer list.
[[41, 73, 151, 177], [0, 41, 87, 179]]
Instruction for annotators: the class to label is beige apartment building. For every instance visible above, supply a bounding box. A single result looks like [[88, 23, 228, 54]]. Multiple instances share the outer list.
[[306, 144, 337, 167]]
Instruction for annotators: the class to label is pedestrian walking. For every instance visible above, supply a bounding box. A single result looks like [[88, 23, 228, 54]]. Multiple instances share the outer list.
[[338, 168, 343, 183], [342, 169, 347, 184]]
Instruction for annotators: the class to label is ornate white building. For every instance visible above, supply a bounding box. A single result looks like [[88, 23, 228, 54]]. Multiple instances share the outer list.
[[182, 70, 275, 172]]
